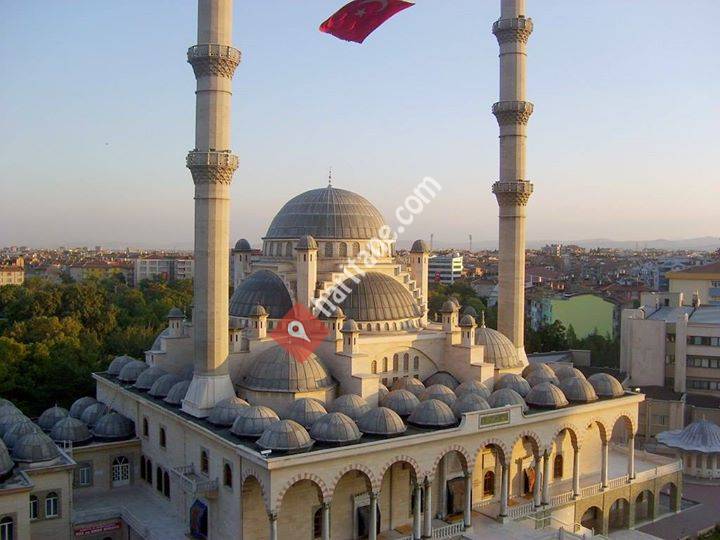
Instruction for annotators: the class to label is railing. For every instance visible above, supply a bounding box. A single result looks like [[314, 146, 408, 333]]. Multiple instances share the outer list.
[[121, 506, 152, 539], [432, 521, 465, 538], [608, 475, 628, 489], [472, 497, 495, 510], [551, 491, 575, 507], [581, 483, 602, 498], [657, 461, 682, 476], [508, 502, 534, 519], [172, 464, 219, 497], [634, 469, 655, 482]]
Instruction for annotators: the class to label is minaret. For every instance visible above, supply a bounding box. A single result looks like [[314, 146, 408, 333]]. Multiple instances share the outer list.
[[492, 0, 533, 366], [182, 0, 241, 417]]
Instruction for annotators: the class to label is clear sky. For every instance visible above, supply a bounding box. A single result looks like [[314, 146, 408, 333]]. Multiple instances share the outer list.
[[1, 1, 718, 249]]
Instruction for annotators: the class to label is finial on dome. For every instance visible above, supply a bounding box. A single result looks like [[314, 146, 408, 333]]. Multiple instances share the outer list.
[[328, 166, 333, 186], [480, 311, 486, 328]]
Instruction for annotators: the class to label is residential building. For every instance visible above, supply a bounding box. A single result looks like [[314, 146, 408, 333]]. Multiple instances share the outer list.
[[133, 257, 193, 286], [429, 253, 463, 284], [667, 260, 720, 305], [0, 258, 24, 286]]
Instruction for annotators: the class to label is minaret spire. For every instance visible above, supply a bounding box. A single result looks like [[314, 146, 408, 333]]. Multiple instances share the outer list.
[[492, 0, 533, 367], [183, 0, 241, 417]]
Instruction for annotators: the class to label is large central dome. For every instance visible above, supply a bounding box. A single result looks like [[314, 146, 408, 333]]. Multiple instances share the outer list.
[[264, 186, 386, 240]]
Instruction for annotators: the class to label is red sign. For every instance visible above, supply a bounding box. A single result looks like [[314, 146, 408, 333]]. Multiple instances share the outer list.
[[269, 304, 329, 363], [74, 521, 122, 536]]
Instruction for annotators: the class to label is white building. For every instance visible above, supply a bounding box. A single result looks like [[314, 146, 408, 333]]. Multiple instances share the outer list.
[[133, 257, 193, 286], [429, 254, 464, 284]]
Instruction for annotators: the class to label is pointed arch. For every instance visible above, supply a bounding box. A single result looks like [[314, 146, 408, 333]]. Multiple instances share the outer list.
[[429, 444, 473, 480], [241, 473, 271, 514], [547, 423, 583, 452], [274, 473, 330, 512], [377, 455, 422, 486], [329, 464, 378, 495], [473, 438, 510, 466]]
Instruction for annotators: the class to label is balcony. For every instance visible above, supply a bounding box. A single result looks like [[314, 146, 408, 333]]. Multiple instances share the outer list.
[[172, 464, 219, 499]]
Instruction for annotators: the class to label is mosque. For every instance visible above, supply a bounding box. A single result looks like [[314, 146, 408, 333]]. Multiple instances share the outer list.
[[0, 1, 684, 540]]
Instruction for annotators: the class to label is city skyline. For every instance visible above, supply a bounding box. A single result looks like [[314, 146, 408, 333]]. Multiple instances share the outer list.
[[2, 0, 718, 248]]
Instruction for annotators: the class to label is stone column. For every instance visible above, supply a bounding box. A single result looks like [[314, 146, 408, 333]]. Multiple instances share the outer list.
[[269, 513, 278, 540], [413, 483, 422, 540], [628, 435, 636, 480], [183, 0, 241, 417], [464, 472, 473, 529], [500, 464, 509, 518], [542, 451, 550, 506], [532, 459, 542, 507], [492, 0, 534, 366], [601, 442, 609, 489], [438, 458, 447, 518], [321, 502, 330, 540], [368, 492, 378, 540], [423, 478, 433, 538], [572, 448, 581, 498]]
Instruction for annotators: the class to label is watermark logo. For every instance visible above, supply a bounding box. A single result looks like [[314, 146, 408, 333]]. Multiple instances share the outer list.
[[269, 304, 329, 363]]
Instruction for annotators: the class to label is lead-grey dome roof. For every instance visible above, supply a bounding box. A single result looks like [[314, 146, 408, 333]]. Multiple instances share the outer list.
[[392, 377, 425, 398], [332, 272, 419, 322], [92, 413, 134, 440], [410, 239, 430, 253], [50, 417, 92, 445], [0, 440, 13, 478], [38, 406, 69, 432], [310, 413, 361, 445], [525, 382, 569, 409], [3, 419, 40, 450], [257, 419, 313, 453], [328, 395, 370, 421], [657, 420, 720, 453], [12, 432, 60, 464], [234, 238, 252, 251], [587, 373, 624, 398], [488, 388, 528, 412], [555, 365, 586, 381], [118, 360, 149, 383], [522, 362, 555, 379], [382, 389, 420, 417], [476, 325, 523, 369], [69, 397, 97, 419], [526, 370, 560, 387], [242, 346, 334, 393], [452, 394, 491, 417], [559, 377, 598, 403], [265, 186, 386, 240], [408, 399, 457, 428], [229, 270, 292, 319], [495, 374, 531, 397], [455, 380, 491, 400], [80, 403, 111, 428], [459, 314, 476, 327], [164, 380, 192, 406], [0, 410, 27, 437], [423, 371, 459, 390], [286, 398, 327, 429], [133, 366, 167, 391], [208, 396, 250, 427], [357, 407, 406, 436], [231, 406, 280, 438], [149, 374, 183, 398], [108, 355, 135, 376], [420, 384, 457, 407], [0, 399, 16, 410]]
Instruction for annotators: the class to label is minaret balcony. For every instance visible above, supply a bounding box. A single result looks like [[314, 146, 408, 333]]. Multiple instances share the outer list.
[[492, 181, 534, 207], [187, 44, 241, 78], [186, 150, 239, 185], [492, 17, 533, 44]]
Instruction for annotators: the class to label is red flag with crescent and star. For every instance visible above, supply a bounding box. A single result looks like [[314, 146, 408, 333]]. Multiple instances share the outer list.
[[319, 0, 414, 44]]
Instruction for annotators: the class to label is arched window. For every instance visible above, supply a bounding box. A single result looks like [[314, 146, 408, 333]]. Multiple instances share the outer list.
[[156, 466, 163, 492], [29, 495, 38, 520], [45, 492, 59, 518], [366, 323, 372, 331], [324, 243, 333, 258], [339, 243, 347, 257], [553, 454, 563, 479], [384, 322, 390, 331], [111, 456, 130, 486], [145, 458, 153, 484], [393, 354, 399, 371], [313, 507, 323, 538], [382, 357, 388, 372], [0, 517, 13, 540], [413, 356, 419, 370], [352, 242, 360, 255], [403, 353, 409, 371], [142, 418, 148, 437], [371, 360, 377, 374], [375, 323, 381, 331], [140, 456, 146, 480], [200, 449, 209, 475], [163, 471, 170, 498], [483, 471, 495, 497], [285, 242, 292, 257], [159, 427, 166, 448], [223, 463, 233, 488]]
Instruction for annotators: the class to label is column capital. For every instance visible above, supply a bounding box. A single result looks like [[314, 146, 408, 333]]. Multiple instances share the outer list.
[[493, 100, 534, 126], [188, 44, 241, 79], [492, 180, 533, 206], [493, 16, 533, 44], [268, 511, 278, 521], [187, 150, 239, 185]]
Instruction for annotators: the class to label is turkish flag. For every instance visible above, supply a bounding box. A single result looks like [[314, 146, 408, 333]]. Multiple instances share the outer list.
[[319, 0, 414, 44]]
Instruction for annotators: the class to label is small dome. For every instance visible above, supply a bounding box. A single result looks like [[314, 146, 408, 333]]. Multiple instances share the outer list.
[[525, 383, 569, 409], [310, 413, 361, 445], [164, 380, 192, 406], [92, 413, 135, 441], [257, 420, 313, 453], [455, 380, 491, 400], [392, 377, 425, 398], [208, 396, 250, 427], [0, 399, 16, 410], [231, 406, 280, 438], [242, 346, 334, 393], [452, 394, 491, 417], [357, 407, 406, 436], [420, 384, 457, 407], [296, 235, 318, 250], [69, 397, 97, 419], [449, 296, 461, 308], [440, 300, 458, 313], [248, 304, 268, 317], [341, 319, 360, 332], [118, 360, 149, 383], [410, 239, 430, 253], [332, 272, 420, 322], [3, 419, 40, 450], [525, 370, 560, 388], [133, 366, 167, 391], [286, 399, 327, 429], [107, 355, 135, 376], [408, 399, 457, 428], [382, 390, 420, 417], [167, 307, 185, 319], [559, 377, 598, 403], [459, 314, 476, 327], [0, 410, 27, 437], [0, 441, 13, 478], [522, 362, 556, 379], [328, 395, 370, 421], [555, 365, 586, 381], [423, 371, 459, 390], [38, 406, 69, 432], [657, 419, 720, 453], [80, 403, 111, 428], [488, 388, 528, 412], [234, 238, 252, 251], [229, 270, 292, 319], [50, 417, 92, 445], [12, 432, 59, 464], [587, 373, 624, 398], [462, 306, 478, 318], [495, 374, 531, 397], [476, 324, 523, 370], [377, 383, 390, 401], [148, 374, 183, 398]]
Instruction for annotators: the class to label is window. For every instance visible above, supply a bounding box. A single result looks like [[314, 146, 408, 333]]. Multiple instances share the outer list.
[[156, 466, 163, 492], [78, 464, 92, 486], [159, 427, 166, 448], [313, 507, 323, 539], [371, 361, 377, 374], [413, 356, 419, 370], [145, 458, 153, 484], [393, 354, 399, 371], [339, 243, 347, 257], [29, 495, 38, 520], [403, 353, 409, 371], [163, 471, 170, 498], [140, 456, 146, 480], [45, 492, 59, 518], [324, 243, 333, 258], [142, 418, 149, 437], [483, 471, 495, 497], [553, 455, 563, 479], [651, 414, 669, 426], [382, 357, 388, 372], [223, 463, 233, 489], [0, 517, 13, 540], [111, 456, 130, 487], [200, 449, 209, 475]]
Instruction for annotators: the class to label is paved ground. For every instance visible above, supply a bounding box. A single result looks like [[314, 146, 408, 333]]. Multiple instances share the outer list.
[[640, 483, 720, 539]]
